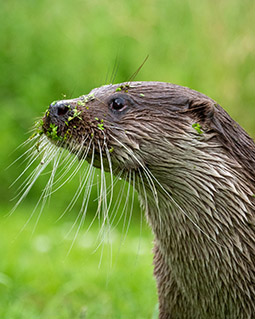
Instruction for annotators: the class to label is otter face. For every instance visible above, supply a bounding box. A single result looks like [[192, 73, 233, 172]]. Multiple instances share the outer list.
[[42, 82, 155, 172], [42, 81, 204, 174]]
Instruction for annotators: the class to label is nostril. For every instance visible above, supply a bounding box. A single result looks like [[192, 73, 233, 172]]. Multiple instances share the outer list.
[[49, 101, 71, 117], [57, 105, 70, 116]]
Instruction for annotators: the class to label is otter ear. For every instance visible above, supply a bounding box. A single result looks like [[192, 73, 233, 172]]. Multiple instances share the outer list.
[[186, 99, 215, 124]]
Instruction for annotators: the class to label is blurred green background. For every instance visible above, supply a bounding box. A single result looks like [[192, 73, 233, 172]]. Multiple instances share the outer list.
[[1, 0, 255, 318]]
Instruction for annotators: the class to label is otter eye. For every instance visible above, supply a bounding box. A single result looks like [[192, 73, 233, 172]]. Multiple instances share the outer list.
[[110, 97, 127, 111]]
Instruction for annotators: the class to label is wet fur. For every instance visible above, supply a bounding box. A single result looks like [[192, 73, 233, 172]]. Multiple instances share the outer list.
[[42, 82, 255, 318]]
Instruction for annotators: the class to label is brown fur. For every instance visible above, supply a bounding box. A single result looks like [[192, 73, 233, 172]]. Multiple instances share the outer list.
[[43, 82, 255, 318]]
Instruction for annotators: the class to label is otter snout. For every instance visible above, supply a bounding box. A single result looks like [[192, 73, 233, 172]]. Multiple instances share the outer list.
[[43, 99, 83, 141], [45, 99, 82, 128], [48, 100, 75, 124]]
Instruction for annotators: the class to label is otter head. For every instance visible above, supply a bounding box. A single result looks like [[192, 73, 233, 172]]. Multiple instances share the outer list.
[[42, 82, 220, 178], [41, 81, 255, 235], [42, 81, 255, 186]]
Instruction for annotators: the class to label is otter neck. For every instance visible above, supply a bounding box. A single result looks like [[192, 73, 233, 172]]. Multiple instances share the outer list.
[[136, 138, 255, 314]]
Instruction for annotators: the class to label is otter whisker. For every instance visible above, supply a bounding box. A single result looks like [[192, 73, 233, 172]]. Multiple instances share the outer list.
[[99, 171, 133, 265], [64, 169, 95, 240], [104, 143, 114, 213], [71, 145, 102, 237], [41, 148, 67, 200], [58, 152, 95, 221], [10, 143, 57, 201], [138, 168, 163, 231], [8, 133, 39, 161], [134, 172, 145, 260], [93, 147, 120, 259], [6, 141, 40, 170], [107, 171, 129, 230], [109, 133, 160, 207], [65, 165, 95, 256], [122, 170, 136, 243], [120, 171, 132, 233], [104, 123, 127, 132], [45, 155, 79, 196], [9, 145, 57, 216], [49, 147, 74, 177], [97, 140, 110, 241], [30, 153, 62, 234], [109, 54, 120, 85], [137, 168, 149, 216], [55, 163, 90, 220], [128, 55, 149, 83], [9, 138, 50, 188], [93, 169, 123, 203], [46, 140, 90, 196], [108, 134, 160, 226], [95, 171, 130, 252]]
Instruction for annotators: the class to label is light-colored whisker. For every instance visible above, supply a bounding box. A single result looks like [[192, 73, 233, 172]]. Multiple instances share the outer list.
[[41, 147, 64, 201], [65, 164, 95, 256], [10, 145, 53, 199], [93, 169, 123, 202], [109, 133, 159, 205], [137, 168, 149, 215], [95, 134, 116, 254], [6, 141, 40, 170], [93, 143, 116, 256], [8, 147, 57, 216], [119, 171, 132, 235], [134, 173, 144, 261], [97, 141, 109, 237], [109, 134, 161, 229], [106, 171, 129, 230], [95, 170, 131, 253], [122, 170, 135, 243], [57, 152, 95, 221], [11, 144, 57, 200], [25, 154, 61, 235], [65, 145, 96, 238], [139, 169, 162, 231], [46, 144, 87, 197], [9, 140, 50, 188], [8, 133, 39, 159], [104, 142, 114, 214]]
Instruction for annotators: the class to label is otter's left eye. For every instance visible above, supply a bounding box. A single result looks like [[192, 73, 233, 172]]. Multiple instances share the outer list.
[[110, 97, 127, 111]]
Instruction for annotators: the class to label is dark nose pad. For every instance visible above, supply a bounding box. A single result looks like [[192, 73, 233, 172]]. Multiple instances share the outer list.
[[49, 101, 70, 117]]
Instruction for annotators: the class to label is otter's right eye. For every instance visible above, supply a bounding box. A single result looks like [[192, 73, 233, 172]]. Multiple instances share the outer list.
[[110, 97, 127, 111]]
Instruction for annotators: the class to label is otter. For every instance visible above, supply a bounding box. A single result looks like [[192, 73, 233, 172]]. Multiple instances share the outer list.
[[38, 81, 255, 318]]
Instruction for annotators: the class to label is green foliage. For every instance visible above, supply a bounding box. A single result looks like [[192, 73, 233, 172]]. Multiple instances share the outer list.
[[47, 123, 62, 141], [30, 119, 44, 139], [192, 123, 203, 135], [68, 107, 82, 122]]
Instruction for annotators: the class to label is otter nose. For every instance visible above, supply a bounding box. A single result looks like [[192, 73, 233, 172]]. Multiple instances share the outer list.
[[49, 101, 70, 117]]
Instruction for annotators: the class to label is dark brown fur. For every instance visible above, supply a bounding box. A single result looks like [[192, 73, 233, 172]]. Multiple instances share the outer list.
[[43, 82, 255, 318]]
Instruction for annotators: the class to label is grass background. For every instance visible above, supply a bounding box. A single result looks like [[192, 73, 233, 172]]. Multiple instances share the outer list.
[[1, 0, 255, 318]]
